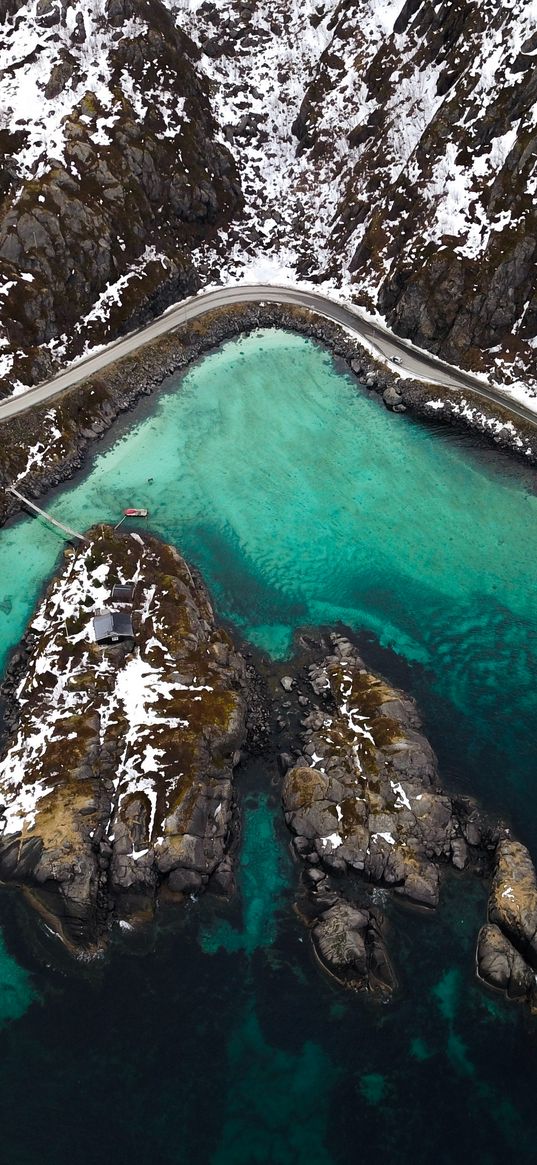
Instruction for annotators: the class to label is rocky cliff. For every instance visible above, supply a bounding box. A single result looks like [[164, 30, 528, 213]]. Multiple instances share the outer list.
[[0, 526, 250, 952], [292, 0, 537, 386], [0, 0, 242, 393], [179, 0, 537, 394]]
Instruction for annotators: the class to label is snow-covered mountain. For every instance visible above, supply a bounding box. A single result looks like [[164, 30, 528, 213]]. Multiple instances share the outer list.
[[1, 0, 536, 398], [0, 0, 241, 391], [292, 0, 537, 388]]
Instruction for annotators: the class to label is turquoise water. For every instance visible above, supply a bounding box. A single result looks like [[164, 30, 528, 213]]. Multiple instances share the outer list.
[[1, 328, 537, 1161], [201, 791, 289, 957], [0, 930, 38, 1025], [201, 790, 337, 1165]]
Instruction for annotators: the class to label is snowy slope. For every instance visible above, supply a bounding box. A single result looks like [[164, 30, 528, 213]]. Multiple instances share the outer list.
[[0, 0, 536, 401], [0, 0, 241, 392], [172, 0, 537, 391], [1, 0, 145, 180]]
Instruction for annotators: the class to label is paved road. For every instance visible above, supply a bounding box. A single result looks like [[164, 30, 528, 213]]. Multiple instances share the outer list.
[[1, 283, 535, 427]]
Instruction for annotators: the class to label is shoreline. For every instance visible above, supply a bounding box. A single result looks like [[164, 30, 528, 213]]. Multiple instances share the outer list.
[[1, 302, 536, 530]]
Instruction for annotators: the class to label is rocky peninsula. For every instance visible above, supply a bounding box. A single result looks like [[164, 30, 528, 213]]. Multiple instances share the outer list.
[[0, 526, 252, 952]]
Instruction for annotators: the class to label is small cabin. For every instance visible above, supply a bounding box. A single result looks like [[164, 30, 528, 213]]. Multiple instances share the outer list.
[[111, 584, 135, 604], [93, 611, 134, 646]]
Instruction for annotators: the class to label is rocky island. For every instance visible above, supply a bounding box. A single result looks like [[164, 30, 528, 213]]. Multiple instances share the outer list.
[[0, 526, 251, 952], [279, 635, 537, 1010]]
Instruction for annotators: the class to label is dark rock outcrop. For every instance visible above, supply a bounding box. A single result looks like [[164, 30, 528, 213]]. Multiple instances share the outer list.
[[279, 632, 514, 997], [477, 839, 537, 1008], [282, 635, 475, 910]]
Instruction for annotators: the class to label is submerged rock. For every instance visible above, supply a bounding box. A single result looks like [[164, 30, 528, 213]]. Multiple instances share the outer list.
[[477, 924, 536, 1002], [0, 527, 250, 953], [312, 898, 395, 995]]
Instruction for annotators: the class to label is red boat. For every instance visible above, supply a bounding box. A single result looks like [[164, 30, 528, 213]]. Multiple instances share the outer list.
[[123, 508, 148, 518]]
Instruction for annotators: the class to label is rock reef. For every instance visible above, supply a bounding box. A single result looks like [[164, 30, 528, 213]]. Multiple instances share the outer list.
[[279, 634, 537, 1009], [0, 0, 241, 392], [0, 526, 251, 952], [280, 635, 477, 994], [283, 638, 454, 907], [477, 839, 537, 1006]]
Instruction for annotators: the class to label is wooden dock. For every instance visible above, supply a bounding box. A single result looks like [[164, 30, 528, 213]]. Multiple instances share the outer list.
[[6, 485, 89, 544]]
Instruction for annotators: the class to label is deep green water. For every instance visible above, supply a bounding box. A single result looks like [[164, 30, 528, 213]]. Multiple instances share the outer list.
[[1, 329, 537, 1162]]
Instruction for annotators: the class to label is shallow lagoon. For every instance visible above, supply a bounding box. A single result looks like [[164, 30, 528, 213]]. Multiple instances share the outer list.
[[0, 330, 537, 1162]]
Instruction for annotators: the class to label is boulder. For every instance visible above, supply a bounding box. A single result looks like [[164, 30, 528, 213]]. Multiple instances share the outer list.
[[488, 839, 537, 968], [0, 0, 243, 389], [312, 898, 395, 994], [477, 924, 535, 1001], [312, 901, 369, 982], [473, 838, 537, 1010], [382, 384, 404, 410]]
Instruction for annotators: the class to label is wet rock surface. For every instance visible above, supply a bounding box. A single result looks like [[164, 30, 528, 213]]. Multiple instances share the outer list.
[[0, 526, 253, 952], [477, 924, 536, 1002], [274, 631, 537, 1004], [311, 899, 395, 994], [477, 839, 537, 1008]]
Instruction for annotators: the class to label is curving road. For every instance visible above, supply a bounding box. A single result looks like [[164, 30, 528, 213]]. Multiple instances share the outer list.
[[1, 283, 535, 428]]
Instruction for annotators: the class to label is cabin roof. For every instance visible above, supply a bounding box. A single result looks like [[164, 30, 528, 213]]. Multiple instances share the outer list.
[[93, 611, 133, 643]]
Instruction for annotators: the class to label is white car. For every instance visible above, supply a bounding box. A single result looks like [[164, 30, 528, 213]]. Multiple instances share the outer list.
[[392, 355, 403, 365]]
